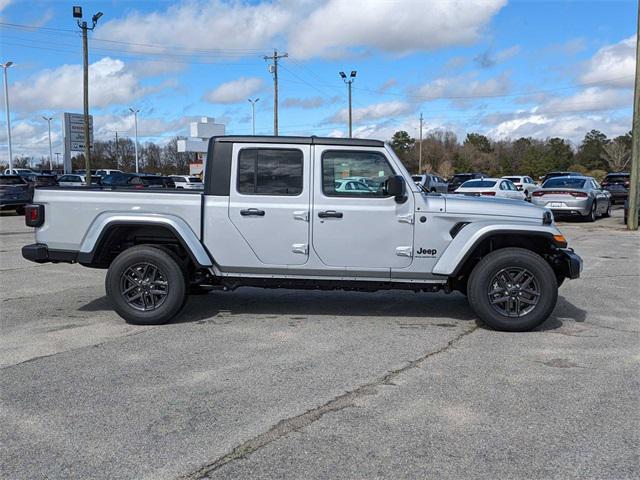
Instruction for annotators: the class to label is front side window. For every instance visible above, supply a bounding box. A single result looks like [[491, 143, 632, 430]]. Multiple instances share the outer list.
[[322, 150, 394, 197], [238, 148, 303, 195]]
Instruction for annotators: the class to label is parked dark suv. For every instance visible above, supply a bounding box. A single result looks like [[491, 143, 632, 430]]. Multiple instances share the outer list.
[[601, 172, 630, 204], [447, 172, 488, 192], [0, 175, 30, 214]]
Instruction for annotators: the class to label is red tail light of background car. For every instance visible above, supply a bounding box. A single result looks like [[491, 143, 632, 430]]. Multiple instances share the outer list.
[[532, 190, 587, 198]]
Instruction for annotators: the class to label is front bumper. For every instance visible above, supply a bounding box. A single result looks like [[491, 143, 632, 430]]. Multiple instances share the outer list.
[[22, 243, 78, 264], [558, 248, 583, 279]]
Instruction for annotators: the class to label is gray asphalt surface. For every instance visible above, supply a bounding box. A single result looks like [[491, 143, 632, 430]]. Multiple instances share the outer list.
[[1, 208, 638, 479]]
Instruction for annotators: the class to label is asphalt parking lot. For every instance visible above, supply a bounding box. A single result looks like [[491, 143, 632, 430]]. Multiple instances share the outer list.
[[1, 208, 638, 480]]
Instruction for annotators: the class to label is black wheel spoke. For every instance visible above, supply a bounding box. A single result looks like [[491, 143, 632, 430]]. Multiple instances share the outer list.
[[120, 262, 169, 312], [488, 267, 540, 318]]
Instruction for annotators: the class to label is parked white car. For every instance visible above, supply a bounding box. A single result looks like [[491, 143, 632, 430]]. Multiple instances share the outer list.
[[170, 175, 204, 190], [334, 179, 374, 193], [455, 178, 526, 201], [4, 168, 34, 175], [502, 175, 541, 200], [57, 174, 100, 187]]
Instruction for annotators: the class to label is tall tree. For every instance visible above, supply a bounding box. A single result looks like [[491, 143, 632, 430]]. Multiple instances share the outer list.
[[601, 138, 631, 172], [464, 133, 492, 153], [576, 129, 609, 170]]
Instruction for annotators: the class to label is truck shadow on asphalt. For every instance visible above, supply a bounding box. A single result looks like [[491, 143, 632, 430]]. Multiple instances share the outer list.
[[79, 289, 586, 331]]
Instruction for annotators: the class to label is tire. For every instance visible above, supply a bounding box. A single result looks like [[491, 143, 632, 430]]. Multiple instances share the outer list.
[[583, 200, 597, 222], [602, 201, 612, 218], [105, 245, 187, 325], [467, 248, 558, 332]]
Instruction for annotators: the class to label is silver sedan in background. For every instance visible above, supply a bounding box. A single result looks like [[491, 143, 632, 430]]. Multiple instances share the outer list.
[[531, 176, 611, 222]]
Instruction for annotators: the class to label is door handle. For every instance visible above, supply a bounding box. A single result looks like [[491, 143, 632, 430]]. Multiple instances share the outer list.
[[240, 208, 265, 216], [318, 210, 343, 219]]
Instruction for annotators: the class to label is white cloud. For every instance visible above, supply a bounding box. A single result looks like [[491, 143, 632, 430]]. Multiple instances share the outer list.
[[282, 96, 340, 109], [203, 77, 264, 104], [537, 87, 632, 115], [0, 0, 11, 13], [289, 0, 507, 58], [96, 1, 292, 53], [94, 114, 184, 141], [581, 35, 636, 88], [486, 112, 630, 143], [10, 57, 157, 111], [416, 72, 510, 101], [329, 101, 412, 123]]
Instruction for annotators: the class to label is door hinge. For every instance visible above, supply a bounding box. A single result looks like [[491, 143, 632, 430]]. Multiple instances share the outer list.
[[292, 243, 309, 254], [398, 213, 414, 224], [395, 246, 413, 257], [293, 210, 309, 222]]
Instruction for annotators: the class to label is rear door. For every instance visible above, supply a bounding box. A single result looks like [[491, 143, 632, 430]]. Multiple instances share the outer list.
[[311, 147, 414, 271], [228, 143, 311, 265]]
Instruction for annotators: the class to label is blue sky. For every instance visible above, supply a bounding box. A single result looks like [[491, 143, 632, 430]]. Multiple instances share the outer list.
[[0, 0, 636, 162]]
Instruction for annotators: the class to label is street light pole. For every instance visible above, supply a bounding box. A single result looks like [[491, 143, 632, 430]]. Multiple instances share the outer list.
[[339, 71, 357, 138], [129, 107, 140, 173], [74, 6, 103, 180], [42, 116, 54, 170], [2, 61, 14, 172], [54, 152, 61, 167], [419, 112, 423, 174], [248, 98, 260, 135]]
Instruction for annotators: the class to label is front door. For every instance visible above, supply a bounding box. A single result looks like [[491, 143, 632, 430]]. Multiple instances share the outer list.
[[228, 144, 311, 265], [311, 147, 414, 270]]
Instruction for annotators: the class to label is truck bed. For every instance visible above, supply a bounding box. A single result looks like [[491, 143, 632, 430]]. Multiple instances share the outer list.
[[32, 188, 203, 251]]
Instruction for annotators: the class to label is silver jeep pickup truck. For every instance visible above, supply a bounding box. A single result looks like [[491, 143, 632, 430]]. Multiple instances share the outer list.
[[22, 136, 582, 331]]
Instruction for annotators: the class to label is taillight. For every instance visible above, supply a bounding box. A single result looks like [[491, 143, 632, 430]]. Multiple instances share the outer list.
[[532, 191, 544, 197], [624, 181, 630, 187], [481, 191, 496, 196], [570, 192, 588, 198], [601, 182, 609, 187], [25, 204, 44, 227]]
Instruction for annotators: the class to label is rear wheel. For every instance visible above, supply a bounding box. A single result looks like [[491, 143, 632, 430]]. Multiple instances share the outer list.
[[584, 200, 597, 222], [467, 248, 558, 332], [106, 245, 187, 325], [602, 200, 612, 218]]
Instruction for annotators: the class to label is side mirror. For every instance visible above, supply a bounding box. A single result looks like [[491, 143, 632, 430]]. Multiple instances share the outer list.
[[385, 175, 406, 200]]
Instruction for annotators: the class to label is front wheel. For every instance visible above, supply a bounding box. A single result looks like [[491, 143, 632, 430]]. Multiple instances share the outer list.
[[105, 245, 187, 325], [467, 248, 558, 332]]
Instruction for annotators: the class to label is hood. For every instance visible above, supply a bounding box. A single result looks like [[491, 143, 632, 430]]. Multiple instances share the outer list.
[[443, 193, 546, 219]]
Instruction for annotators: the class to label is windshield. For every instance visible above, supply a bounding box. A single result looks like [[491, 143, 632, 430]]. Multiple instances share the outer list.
[[543, 178, 586, 189], [0, 176, 25, 185], [604, 174, 629, 182], [460, 180, 496, 188]]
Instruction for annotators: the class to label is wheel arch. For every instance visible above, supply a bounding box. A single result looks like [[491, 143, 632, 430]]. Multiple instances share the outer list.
[[77, 214, 212, 269]]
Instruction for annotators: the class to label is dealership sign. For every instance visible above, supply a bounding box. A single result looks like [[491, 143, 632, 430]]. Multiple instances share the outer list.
[[63, 113, 94, 152]]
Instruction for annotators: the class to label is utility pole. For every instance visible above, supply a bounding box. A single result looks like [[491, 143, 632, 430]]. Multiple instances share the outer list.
[[264, 49, 287, 136], [74, 6, 103, 181], [628, 3, 640, 230], [54, 152, 61, 167], [129, 107, 140, 173], [248, 98, 260, 135], [42, 116, 53, 170], [419, 112, 423, 174], [114, 131, 119, 170], [339, 71, 357, 138], [2, 61, 14, 172]]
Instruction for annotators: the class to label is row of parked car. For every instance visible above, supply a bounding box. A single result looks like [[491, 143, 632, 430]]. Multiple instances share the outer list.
[[0, 168, 203, 214], [413, 170, 632, 222]]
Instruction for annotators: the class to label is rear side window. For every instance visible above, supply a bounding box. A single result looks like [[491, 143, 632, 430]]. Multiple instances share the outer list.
[[237, 148, 303, 195], [322, 150, 393, 197]]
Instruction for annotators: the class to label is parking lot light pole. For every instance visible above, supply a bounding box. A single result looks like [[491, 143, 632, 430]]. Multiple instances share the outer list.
[[339, 71, 357, 138], [42, 116, 54, 170], [628, 5, 640, 230], [74, 6, 103, 179], [129, 107, 140, 173], [248, 98, 259, 135], [54, 152, 61, 167], [2, 61, 14, 173]]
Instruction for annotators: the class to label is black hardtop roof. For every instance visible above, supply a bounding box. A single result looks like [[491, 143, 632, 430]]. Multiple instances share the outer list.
[[210, 135, 385, 147]]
